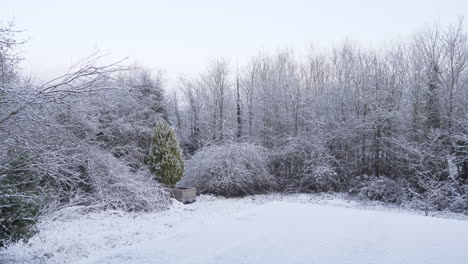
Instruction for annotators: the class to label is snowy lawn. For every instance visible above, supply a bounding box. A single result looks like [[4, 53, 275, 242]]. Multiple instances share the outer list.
[[3, 194, 468, 264]]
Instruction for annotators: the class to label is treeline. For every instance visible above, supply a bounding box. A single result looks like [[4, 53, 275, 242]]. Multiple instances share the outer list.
[[173, 20, 468, 214]]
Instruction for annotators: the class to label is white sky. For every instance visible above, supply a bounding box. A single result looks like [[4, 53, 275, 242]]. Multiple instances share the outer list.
[[2, 0, 467, 88]]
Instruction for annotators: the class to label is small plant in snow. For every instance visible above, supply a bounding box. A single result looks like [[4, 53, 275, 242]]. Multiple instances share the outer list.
[[149, 121, 184, 186]]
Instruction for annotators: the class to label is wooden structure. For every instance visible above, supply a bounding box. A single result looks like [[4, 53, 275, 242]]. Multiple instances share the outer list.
[[171, 187, 196, 204]]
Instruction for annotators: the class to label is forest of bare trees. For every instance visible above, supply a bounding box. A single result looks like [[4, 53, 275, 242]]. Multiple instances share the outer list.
[[174, 20, 468, 213]]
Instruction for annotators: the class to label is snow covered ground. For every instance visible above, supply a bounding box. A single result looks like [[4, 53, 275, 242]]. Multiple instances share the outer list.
[[2, 194, 468, 264]]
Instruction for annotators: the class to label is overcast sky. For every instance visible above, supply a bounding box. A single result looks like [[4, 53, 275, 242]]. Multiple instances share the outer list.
[[2, 0, 468, 87]]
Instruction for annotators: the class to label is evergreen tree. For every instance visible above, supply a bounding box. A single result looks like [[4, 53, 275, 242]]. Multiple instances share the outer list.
[[236, 75, 243, 140], [0, 151, 44, 247], [149, 121, 184, 186], [426, 64, 442, 130]]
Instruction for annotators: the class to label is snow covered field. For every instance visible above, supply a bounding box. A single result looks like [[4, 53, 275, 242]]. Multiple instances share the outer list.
[[3, 194, 468, 264]]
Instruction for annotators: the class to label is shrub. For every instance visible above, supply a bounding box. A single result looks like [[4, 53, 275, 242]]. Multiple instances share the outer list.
[[356, 176, 407, 204], [149, 121, 184, 186], [410, 179, 468, 214], [177, 142, 276, 197], [272, 135, 339, 192], [86, 149, 171, 212], [300, 164, 340, 192]]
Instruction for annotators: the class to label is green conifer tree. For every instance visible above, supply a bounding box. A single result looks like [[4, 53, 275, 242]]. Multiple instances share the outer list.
[[149, 121, 184, 186]]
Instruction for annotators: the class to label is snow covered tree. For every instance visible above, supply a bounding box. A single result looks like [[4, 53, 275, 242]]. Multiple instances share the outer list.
[[200, 59, 231, 142], [149, 121, 184, 186], [96, 67, 168, 171], [426, 64, 442, 130]]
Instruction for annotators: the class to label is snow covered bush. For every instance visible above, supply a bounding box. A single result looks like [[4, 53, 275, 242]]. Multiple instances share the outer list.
[[444, 180, 468, 213], [87, 149, 171, 212], [410, 179, 468, 215], [299, 165, 340, 192], [272, 135, 339, 192], [177, 142, 276, 197], [356, 176, 408, 204], [149, 121, 184, 186]]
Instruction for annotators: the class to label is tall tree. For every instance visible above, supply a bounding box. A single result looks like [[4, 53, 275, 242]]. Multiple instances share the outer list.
[[236, 73, 242, 139]]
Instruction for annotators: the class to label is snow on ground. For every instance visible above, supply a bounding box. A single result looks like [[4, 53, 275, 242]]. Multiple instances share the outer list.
[[2, 194, 468, 264]]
